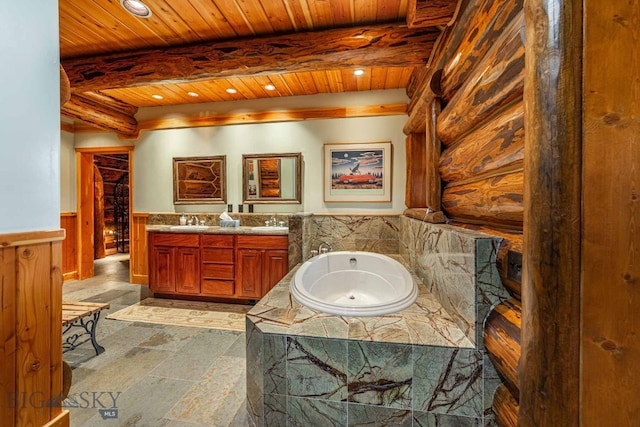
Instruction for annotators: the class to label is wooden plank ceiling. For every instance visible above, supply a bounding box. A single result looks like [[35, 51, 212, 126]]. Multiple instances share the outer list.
[[59, 0, 459, 137]]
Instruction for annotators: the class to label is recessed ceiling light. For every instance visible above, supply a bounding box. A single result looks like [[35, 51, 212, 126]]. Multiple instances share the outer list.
[[151, 94, 163, 100], [120, 0, 152, 18], [354, 69, 365, 76], [187, 91, 199, 97], [264, 84, 276, 91], [226, 88, 237, 94]]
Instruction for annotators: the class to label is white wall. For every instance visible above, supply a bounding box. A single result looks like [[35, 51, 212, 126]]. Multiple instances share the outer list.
[[0, 1, 59, 233], [74, 91, 409, 214]]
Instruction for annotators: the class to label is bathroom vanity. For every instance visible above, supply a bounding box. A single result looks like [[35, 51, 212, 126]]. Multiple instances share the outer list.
[[147, 226, 289, 301]]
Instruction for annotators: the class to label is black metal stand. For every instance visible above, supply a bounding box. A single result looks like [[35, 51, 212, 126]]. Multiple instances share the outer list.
[[62, 311, 105, 356]]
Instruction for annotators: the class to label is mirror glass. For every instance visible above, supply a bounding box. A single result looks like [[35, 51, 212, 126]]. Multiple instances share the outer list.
[[242, 153, 302, 204]]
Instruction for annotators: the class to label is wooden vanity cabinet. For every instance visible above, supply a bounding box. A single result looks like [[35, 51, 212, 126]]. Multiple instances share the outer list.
[[236, 235, 289, 298], [200, 234, 236, 297], [149, 233, 200, 294], [149, 231, 288, 301]]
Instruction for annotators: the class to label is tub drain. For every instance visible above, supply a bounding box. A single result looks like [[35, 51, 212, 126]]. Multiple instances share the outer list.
[[349, 295, 355, 300]]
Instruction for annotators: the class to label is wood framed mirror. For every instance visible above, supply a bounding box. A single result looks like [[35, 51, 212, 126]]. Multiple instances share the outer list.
[[242, 152, 302, 204]]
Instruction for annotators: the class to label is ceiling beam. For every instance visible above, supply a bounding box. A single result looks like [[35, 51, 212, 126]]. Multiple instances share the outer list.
[[406, 0, 462, 28], [62, 24, 439, 92], [61, 92, 139, 138]]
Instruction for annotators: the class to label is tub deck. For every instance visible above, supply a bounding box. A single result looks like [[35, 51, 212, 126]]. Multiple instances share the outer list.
[[246, 260, 473, 349]]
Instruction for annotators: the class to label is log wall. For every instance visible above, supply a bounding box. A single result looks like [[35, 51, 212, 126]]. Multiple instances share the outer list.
[[0, 230, 69, 427], [403, 0, 524, 424]]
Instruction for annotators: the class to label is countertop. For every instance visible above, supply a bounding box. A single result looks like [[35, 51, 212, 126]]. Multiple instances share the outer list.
[[146, 224, 289, 235]]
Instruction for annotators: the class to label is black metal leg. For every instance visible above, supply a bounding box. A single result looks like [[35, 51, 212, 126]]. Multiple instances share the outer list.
[[62, 310, 106, 356]]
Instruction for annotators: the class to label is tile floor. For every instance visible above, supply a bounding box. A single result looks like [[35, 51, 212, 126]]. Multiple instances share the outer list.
[[62, 254, 251, 427]]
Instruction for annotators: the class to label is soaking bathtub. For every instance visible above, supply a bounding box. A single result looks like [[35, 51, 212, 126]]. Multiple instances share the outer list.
[[290, 251, 418, 317]]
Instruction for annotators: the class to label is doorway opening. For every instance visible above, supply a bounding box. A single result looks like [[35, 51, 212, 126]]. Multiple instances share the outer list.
[[76, 146, 134, 281]]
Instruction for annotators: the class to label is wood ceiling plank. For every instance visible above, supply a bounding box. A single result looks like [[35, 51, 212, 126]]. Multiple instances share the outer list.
[[375, 0, 403, 21], [328, 0, 354, 24], [355, 69, 372, 91], [258, 0, 297, 32], [292, 72, 320, 96], [63, 24, 437, 91], [370, 67, 388, 89], [311, 71, 332, 94], [341, 69, 359, 92], [353, 0, 377, 23], [233, 0, 277, 34], [159, 1, 222, 42], [306, 0, 335, 28], [268, 75, 296, 97], [213, 0, 257, 36], [226, 77, 264, 99], [384, 67, 404, 88], [285, 0, 315, 30], [326, 70, 345, 93], [186, 0, 239, 38]]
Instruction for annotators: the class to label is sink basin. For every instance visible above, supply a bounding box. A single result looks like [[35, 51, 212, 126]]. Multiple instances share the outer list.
[[251, 226, 289, 231], [169, 225, 209, 230]]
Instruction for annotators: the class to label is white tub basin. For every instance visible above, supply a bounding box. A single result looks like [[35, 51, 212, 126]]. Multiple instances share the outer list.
[[291, 251, 417, 317]]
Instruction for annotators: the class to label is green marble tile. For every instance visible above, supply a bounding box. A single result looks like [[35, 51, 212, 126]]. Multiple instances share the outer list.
[[286, 336, 347, 401], [347, 403, 412, 426], [413, 411, 481, 427], [347, 341, 412, 409], [413, 347, 483, 417], [287, 396, 347, 427], [264, 393, 286, 427], [263, 334, 286, 395]]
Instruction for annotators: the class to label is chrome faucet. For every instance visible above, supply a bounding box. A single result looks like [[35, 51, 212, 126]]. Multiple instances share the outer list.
[[190, 215, 199, 225], [318, 241, 333, 254]]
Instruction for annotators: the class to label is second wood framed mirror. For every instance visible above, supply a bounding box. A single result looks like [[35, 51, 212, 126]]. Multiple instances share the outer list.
[[242, 152, 302, 204]]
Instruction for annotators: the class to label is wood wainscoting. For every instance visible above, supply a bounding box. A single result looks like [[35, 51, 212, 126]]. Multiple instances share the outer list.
[[130, 213, 149, 284], [60, 213, 77, 281], [0, 229, 70, 427]]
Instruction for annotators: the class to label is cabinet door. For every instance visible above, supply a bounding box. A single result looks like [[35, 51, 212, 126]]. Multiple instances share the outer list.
[[263, 250, 289, 294], [236, 249, 262, 298], [151, 246, 175, 293], [175, 247, 200, 294]]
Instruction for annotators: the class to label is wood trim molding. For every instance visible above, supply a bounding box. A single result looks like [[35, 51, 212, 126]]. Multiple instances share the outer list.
[[0, 229, 65, 247], [70, 103, 407, 136], [130, 212, 149, 285], [74, 146, 134, 154]]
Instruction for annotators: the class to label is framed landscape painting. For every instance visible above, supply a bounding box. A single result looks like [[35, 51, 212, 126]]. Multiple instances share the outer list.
[[323, 142, 392, 202], [173, 156, 227, 204]]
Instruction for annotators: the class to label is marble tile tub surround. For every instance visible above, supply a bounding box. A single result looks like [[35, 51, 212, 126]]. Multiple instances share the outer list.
[[400, 216, 508, 347], [246, 267, 487, 426], [300, 213, 402, 259], [247, 216, 509, 426]]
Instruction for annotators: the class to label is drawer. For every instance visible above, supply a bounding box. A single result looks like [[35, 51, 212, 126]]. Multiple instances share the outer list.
[[201, 247, 234, 263], [237, 235, 288, 250], [201, 263, 234, 279], [151, 233, 199, 247], [201, 234, 234, 248], [201, 279, 234, 296]]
